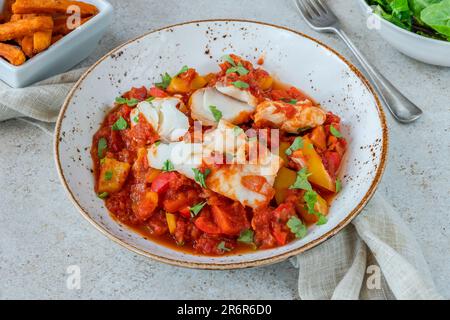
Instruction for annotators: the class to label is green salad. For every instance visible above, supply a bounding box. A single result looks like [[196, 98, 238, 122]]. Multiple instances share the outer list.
[[367, 0, 450, 41]]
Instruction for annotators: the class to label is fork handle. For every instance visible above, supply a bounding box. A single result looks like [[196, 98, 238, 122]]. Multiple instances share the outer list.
[[334, 29, 422, 123]]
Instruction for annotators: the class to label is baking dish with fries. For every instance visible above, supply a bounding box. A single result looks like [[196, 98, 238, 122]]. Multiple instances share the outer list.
[[0, 0, 112, 88]]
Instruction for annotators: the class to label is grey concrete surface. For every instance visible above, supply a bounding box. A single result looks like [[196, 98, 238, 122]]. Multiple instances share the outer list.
[[0, 0, 449, 299]]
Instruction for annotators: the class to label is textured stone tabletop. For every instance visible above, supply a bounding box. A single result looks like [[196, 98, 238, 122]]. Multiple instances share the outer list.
[[0, 0, 449, 299]]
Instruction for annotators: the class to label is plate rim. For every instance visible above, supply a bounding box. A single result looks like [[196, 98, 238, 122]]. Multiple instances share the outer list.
[[53, 19, 389, 270]]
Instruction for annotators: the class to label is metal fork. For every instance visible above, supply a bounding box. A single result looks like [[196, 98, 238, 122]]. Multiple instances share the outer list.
[[295, 0, 423, 123]]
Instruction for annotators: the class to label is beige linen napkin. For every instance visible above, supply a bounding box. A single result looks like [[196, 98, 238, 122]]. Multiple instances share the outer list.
[[0, 71, 443, 300]]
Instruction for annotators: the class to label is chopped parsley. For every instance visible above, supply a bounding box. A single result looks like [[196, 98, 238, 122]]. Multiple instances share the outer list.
[[115, 97, 139, 106], [232, 80, 250, 89], [290, 168, 313, 191], [154, 141, 161, 147], [304, 190, 328, 226], [226, 62, 249, 76], [155, 72, 172, 89], [209, 105, 222, 123], [97, 192, 109, 199], [330, 125, 343, 138], [145, 96, 155, 102], [97, 137, 108, 158], [284, 98, 298, 105], [174, 65, 189, 77], [217, 241, 231, 252], [104, 171, 113, 181], [287, 216, 308, 239], [190, 202, 206, 217], [112, 116, 128, 131], [192, 168, 211, 188], [162, 159, 175, 172], [222, 54, 236, 66], [335, 178, 342, 193], [285, 137, 304, 156], [133, 115, 139, 123], [237, 229, 254, 244]]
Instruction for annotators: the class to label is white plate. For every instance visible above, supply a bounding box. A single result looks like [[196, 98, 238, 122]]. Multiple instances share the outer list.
[[54, 20, 388, 269]]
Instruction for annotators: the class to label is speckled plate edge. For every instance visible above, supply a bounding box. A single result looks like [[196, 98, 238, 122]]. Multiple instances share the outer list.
[[54, 19, 389, 270]]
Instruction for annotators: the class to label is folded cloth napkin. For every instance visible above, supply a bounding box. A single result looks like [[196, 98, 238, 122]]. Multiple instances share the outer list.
[[0, 68, 86, 123], [0, 70, 443, 300], [291, 194, 443, 300]]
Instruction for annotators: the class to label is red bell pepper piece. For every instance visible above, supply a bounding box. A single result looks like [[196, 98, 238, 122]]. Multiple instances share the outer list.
[[150, 172, 177, 194]]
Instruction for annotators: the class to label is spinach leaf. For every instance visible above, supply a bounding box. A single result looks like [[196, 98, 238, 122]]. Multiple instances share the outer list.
[[421, 0, 450, 39]]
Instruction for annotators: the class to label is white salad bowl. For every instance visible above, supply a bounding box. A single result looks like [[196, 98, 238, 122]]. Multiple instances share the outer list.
[[0, 0, 113, 88], [54, 20, 388, 269], [358, 0, 450, 67]]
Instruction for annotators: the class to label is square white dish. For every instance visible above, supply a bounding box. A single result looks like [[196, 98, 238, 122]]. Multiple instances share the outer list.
[[0, 0, 113, 88]]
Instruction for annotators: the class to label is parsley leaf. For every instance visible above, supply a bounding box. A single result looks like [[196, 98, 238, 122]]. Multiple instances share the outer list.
[[97, 137, 107, 158], [145, 96, 155, 102], [209, 105, 222, 123], [222, 54, 236, 66], [112, 116, 128, 131], [330, 125, 343, 138], [190, 202, 206, 217], [237, 229, 254, 244], [155, 72, 172, 89], [97, 192, 109, 199], [154, 141, 161, 147], [232, 80, 250, 89], [192, 168, 211, 188], [290, 168, 313, 191], [335, 178, 342, 193], [133, 115, 139, 123], [283, 98, 298, 105], [287, 216, 308, 239], [226, 62, 249, 76], [162, 159, 175, 172], [217, 241, 231, 252], [285, 137, 304, 156], [115, 97, 139, 106], [104, 171, 113, 181], [304, 190, 328, 226], [174, 65, 189, 77]]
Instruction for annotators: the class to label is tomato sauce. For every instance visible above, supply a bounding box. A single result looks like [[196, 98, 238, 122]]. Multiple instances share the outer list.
[[91, 54, 347, 256]]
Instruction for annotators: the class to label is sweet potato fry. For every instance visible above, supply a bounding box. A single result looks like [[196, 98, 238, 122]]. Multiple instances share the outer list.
[[0, 0, 15, 23], [33, 30, 52, 53], [12, 0, 98, 17], [10, 13, 42, 22], [0, 43, 26, 65], [0, 16, 54, 41], [20, 35, 35, 57]]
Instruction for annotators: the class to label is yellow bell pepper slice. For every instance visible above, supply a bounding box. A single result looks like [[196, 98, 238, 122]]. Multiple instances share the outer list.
[[166, 212, 177, 234], [273, 167, 297, 205], [294, 137, 335, 192]]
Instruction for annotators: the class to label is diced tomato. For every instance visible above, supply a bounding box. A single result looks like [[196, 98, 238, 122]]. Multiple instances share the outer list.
[[179, 206, 191, 219], [211, 203, 249, 236], [149, 86, 168, 98], [126, 86, 148, 101], [323, 151, 342, 178], [163, 189, 198, 213], [272, 226, 288, 245], [150, 172, 178, 193], [194, 208, 222, 234]]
